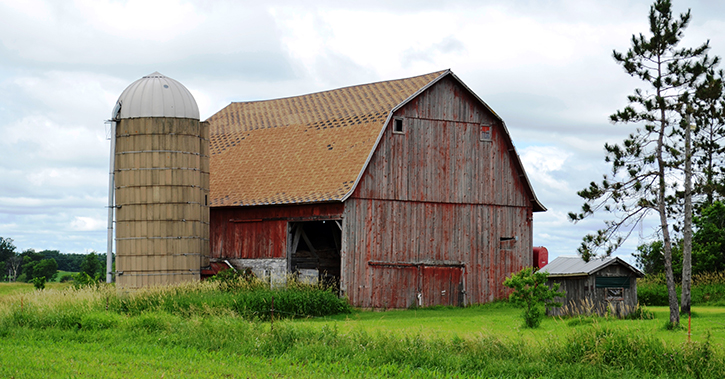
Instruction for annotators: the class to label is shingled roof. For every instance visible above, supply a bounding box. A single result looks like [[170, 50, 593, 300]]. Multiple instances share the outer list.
[[207, 69, 545, 210], [207, 70, 447, 206]]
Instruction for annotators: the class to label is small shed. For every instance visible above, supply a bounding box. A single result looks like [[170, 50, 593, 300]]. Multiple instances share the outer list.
[[540, 256, 644, 317]]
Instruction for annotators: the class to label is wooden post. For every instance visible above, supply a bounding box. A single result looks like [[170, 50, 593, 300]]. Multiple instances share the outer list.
[[270, 295, 275, 331]]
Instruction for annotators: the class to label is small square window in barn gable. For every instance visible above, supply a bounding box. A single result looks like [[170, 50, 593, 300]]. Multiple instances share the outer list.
[[393, 118, 405, 134], [499, 236, 517, 250], [480, 123, 492, 142]]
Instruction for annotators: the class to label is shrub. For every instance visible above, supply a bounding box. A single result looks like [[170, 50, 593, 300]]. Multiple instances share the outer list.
[[32, 276, 45, 290], [503, 267, 564, 328], [637, 281, 670, 306], [59, 274, 74, 283], [72, 272, 102, 289], [637, 271, 725, 306]]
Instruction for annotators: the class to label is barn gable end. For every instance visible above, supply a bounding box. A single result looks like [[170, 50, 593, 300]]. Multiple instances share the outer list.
[[342, 75, 540, 307]]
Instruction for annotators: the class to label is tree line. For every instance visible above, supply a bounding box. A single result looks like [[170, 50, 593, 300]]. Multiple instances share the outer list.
[[0, 237, 108, 282], [570, 0, 725, 326]]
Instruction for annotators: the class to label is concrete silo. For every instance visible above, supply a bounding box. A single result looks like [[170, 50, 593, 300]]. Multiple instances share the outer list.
[[111, 72, 209, 287]]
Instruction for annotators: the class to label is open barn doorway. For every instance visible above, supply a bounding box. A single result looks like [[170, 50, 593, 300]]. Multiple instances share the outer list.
[[288, 220, 342, 288]]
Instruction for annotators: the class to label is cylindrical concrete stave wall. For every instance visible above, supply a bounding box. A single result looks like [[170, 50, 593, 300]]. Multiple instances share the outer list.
[[113, 73, 209, 288]]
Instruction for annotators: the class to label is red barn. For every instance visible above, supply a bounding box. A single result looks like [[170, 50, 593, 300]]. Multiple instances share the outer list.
[[206, 70, 545, 308]]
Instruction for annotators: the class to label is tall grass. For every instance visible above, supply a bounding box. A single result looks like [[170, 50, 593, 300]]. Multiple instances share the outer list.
[[1, 281, 723, 377], [0, 277, 350, 332]]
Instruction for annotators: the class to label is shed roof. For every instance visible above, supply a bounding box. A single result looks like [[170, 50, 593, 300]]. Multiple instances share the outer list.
[[207, 70, 545, 210], [540, 256, 644, 278]]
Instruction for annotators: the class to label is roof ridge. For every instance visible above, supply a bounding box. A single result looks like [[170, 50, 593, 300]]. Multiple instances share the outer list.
[[226, 70, 448, 106]]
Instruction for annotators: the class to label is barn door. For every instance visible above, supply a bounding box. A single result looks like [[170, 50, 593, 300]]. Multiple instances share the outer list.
[[369, 266, 418, 309], [288, 221, 342, 287], [420, 266, 464, 307]]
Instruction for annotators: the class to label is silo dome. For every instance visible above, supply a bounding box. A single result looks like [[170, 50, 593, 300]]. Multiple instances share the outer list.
[[113, 72, 199, 120]]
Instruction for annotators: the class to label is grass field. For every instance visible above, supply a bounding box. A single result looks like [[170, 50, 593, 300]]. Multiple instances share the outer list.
[[298, 303, 725, 348], [1, 282, 724, 378], [0, 282, 70, 296], [54, 270, 76, 282]]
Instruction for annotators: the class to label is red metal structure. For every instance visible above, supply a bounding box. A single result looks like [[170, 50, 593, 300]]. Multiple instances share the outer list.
[[533, 246, 549, 269], [206, 70, 545, 308]]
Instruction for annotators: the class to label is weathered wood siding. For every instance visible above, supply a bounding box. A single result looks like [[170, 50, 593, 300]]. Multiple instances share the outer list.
[[342, 199, 531, 307], [210, 203, 344, 260], [548, 263, 640, 317], [354, 76, 531, 207], [344, 76, 534, 307]]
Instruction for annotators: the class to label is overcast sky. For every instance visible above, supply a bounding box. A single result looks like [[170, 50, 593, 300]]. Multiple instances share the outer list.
[[1, 0, 724, 264]]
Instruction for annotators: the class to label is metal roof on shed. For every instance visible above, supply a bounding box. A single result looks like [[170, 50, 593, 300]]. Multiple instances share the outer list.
[[540, 256, 644, 278]]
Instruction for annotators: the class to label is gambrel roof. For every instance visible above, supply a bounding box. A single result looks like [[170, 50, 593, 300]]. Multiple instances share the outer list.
[[207, 70, 545, 211]]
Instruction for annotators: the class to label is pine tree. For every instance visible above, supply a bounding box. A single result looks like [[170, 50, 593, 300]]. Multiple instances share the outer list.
[[569, 0, 713, 325], [692, 69, 725, 207]]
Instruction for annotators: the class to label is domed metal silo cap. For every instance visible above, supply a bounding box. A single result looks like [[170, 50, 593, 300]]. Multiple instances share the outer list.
[[113, 72, 199, 120]]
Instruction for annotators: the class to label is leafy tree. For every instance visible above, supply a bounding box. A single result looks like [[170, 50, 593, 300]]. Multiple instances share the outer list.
[[80, 252, 101, 278], [0, 237, 16, 263], [692, 201, 725, 273], [569, 0, 715, 325], [20, 250, 44, 281], [20, 250, 58, 282], [635, 240, 666, 275], [634, 239, 683, 276], [503, 267, 564, 328], [34, 259, 58, 282]]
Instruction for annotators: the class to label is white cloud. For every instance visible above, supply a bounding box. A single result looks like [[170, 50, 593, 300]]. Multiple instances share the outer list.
[[75, 0, 204, 42], [70, 216, 106, 232], [520, 146, 571, 191]]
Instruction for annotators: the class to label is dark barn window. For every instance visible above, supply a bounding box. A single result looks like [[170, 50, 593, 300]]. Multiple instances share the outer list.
[[393, 118, 404, 134]]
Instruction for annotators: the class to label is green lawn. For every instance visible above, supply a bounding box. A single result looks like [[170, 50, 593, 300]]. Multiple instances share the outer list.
[[297, 303, 725, 349]]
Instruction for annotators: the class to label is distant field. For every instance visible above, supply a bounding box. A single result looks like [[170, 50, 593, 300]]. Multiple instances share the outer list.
[[54, 270, 77, 282], [0, 282, 70, 296], [1, 283, 723, 378]]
